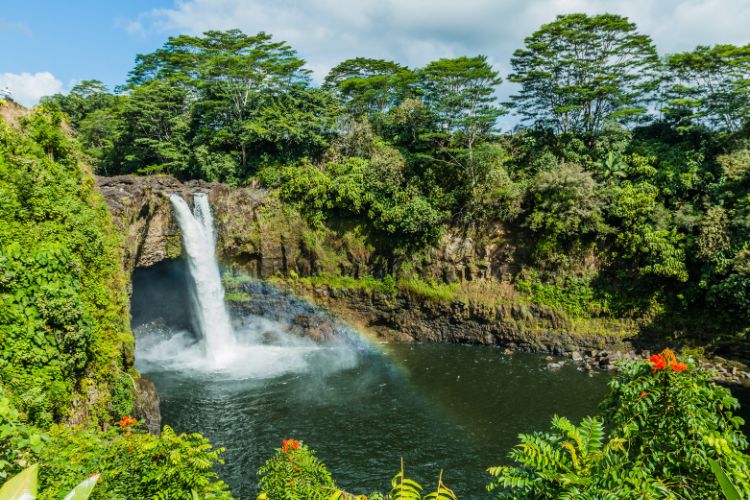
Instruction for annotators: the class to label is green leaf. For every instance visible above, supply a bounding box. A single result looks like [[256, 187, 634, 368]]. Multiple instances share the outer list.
[[0, 464, 38, 500], [709, 459, 742, 500], [62, 474, 99, 500]]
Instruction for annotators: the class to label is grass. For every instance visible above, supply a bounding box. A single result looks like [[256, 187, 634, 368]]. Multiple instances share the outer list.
[[397, 276, 458, 302], [225, 291, 252, 303], [292, 272, 396, 294]]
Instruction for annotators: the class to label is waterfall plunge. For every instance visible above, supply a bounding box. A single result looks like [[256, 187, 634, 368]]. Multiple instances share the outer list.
[[169, 193, 235, 366], [135, 192, 358, 379]]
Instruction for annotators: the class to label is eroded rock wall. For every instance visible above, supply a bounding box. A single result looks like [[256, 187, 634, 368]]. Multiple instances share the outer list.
[[96, 175, 316, 279]]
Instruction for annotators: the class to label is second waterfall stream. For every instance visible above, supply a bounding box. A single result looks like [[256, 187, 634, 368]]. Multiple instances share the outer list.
[[168, 193, 236, 367]]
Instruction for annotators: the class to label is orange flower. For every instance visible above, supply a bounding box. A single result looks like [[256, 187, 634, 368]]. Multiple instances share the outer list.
[[118, 416, 137, 429], [282, 438, 301, 453], [672, 362, 688, 372], [649, 354, 667, 372], [639, 390, 648, 399]]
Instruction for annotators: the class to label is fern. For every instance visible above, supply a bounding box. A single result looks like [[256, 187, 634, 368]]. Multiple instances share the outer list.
[[389, 459, 423, 500]]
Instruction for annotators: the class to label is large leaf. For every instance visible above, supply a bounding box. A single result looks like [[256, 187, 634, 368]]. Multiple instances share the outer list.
[[709, 459, 742, 500], [62, 475, 99, 500], [0, 464, 38, 500]]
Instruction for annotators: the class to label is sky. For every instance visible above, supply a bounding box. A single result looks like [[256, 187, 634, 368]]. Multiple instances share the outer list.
[[2, 0, 750, 109]]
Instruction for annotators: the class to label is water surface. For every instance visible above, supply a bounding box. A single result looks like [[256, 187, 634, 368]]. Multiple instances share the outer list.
[[140, 341, 609, 498]]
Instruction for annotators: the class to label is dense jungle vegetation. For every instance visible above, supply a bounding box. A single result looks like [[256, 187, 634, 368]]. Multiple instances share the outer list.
[[2, 11, 750, 499], [43, 13, 750, 350]]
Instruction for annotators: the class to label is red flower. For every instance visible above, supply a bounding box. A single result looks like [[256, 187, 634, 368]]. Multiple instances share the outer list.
[[672, 362, 688, 372], [649, 354, 667, 372], [282, 438, 300, 453]]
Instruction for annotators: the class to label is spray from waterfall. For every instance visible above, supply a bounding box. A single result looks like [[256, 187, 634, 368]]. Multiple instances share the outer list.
[[135, 192, 360, 379], [169, 193, 236, 366]]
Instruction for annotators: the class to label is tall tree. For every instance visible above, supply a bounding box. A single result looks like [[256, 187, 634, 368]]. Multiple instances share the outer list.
[[665, 44, 750, 132], [127, 30, 322, 175], [509, 13, 659, 134], [323, 58, 417, 117], [115, 79, 191, 176], [418, 55, 505, 198]]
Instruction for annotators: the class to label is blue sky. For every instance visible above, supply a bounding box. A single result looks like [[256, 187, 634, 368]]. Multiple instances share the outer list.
[[2, 0, 750, 109]]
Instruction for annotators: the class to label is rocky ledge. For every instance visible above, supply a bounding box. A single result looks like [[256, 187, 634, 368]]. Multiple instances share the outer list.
[[275, 281, 633, 353], [543, 349, 750, 387], [96, 175, 314, 280]]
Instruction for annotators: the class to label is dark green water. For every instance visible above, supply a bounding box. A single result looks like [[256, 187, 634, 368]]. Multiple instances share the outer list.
[[142, 343, 610, 498]]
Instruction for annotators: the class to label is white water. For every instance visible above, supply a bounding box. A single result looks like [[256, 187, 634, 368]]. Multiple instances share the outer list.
[[135, 193, 359, 379], [135, 316, 358, 380], [169, 193, 236, 367]]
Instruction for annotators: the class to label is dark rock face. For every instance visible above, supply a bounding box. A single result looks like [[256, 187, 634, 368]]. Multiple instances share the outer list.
[[281, 283, 632, 354], [133, 376, 162, 435], [96, 175, 310, 279]]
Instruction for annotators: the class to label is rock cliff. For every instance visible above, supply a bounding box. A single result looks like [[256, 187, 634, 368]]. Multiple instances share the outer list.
[[96, 175, 315, 279], [97, 175, 635, 354]]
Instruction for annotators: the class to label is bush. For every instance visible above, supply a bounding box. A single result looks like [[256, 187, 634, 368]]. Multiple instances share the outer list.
[[0, 107, 133, 426], [487, 349, 750, 499], [38, 423, 231, 499], [257, 439, 337, 499]]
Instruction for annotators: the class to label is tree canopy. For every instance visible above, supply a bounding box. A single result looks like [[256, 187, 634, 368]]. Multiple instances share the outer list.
[[509, 13, 659, 133]]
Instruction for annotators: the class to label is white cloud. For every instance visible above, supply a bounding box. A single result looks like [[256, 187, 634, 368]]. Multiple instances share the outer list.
[[129, 0, 750, 84], [0, 19, 32, 37], [0, 72, 64, 107]]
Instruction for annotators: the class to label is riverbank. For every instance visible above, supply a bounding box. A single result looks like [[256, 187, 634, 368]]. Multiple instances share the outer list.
[[222, 276, 750, 387]]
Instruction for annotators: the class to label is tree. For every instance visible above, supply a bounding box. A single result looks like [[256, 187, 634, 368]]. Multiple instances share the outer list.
[[418, 55, 505, 198], [665, 44, 750, 132], [42, 80, 114, 127], [324, 58, 417, 118], [127, 29, 326, 175], [115, 79, 191, 176], [509, 13, 659, 133]]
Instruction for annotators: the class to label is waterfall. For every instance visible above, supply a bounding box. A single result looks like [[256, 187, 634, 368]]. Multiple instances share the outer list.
[[169, 193, 235, 366]]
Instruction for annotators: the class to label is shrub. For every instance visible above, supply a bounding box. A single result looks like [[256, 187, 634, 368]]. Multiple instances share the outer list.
[[257, 439, 337, 499], [38, 423, 231, 499], [487, 349, 750, 499]]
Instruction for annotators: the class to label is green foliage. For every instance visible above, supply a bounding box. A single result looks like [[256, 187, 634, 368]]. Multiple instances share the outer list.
[[398, 276, 458, 302], [266, 155, 445, 248], [0, 464, 99, 500], [2, 394, 228, 498], [0, 398, 48, 480], [324, 58, 417, 119], [489, 353, 750, 498], [601, 354, 750, 497], [666, 44, 750, 132], [0, 106, 133, 426], [292, 272, 396, 295], [487, 416, 637, 498], [509, 13, 659, 133], [524, 163, 608, 257], [515, 274, 608, 318], [38, 425, 230, 499], [257, 440, 336, 499], [257, 448, 455, 500], [710, 459, 742, 500]]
